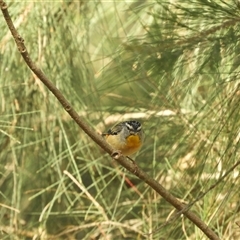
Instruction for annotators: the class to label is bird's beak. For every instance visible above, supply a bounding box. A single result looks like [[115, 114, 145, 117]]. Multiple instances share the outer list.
[[130, 131, 137, 135]]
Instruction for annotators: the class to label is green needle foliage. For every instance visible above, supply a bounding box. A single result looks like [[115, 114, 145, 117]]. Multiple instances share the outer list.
[[1, 0, 240, 239]]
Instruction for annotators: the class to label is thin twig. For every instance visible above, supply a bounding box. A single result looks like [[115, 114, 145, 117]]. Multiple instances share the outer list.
[[0, 1, 220, 239], [63, 170, 109, 221], [149, 159, 240, 234]]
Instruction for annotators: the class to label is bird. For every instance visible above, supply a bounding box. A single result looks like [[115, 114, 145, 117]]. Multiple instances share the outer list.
[[102, 120, 144, 156]]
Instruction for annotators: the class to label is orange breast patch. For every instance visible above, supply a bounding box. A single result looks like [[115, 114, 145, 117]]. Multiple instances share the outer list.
[[126, 135, 141, 148]]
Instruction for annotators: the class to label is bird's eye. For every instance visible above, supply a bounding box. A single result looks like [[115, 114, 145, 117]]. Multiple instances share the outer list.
[[125, 121, 142, 132], [137, 126, 141, 131]]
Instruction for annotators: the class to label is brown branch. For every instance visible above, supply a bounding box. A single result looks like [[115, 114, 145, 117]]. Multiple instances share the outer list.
[[150, 159, 240, 234], [0, 1, 220, 239]]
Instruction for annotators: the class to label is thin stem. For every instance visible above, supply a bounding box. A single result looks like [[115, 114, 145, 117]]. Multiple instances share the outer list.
[[0, 1, 220, 239]]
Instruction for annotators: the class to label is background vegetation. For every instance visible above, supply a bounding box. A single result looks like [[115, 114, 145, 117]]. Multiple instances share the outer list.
[[1, 0, 240, 239]]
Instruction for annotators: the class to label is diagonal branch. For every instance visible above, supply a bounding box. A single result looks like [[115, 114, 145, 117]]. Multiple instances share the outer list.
[[0, 1, 220, 239]]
